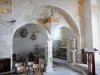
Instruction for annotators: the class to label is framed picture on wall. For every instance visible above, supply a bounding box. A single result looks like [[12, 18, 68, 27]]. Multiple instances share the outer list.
[[20, 28, 28, 38], [30, 32, 37, 40]]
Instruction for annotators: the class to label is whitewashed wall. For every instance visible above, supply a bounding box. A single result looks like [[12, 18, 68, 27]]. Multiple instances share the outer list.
[[13, 0, 78, 25], [0, 0, 79, 58], [0, 22, 14, 58], [13, 24, 46, 54], [84, 0, 93, 48]]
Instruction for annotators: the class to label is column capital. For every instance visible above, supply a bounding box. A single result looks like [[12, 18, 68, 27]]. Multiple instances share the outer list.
[[71, 49, 77, 52]]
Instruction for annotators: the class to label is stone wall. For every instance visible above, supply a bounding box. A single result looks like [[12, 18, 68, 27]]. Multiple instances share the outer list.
[[0, 0, 80, 58], [0, 0, 94, 64], [0, 22, 14, 58]]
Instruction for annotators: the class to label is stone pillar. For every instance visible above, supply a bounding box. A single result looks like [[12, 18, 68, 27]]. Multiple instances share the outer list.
[[71, 37, 77, 65], [66, 38, 71, 63], [71, 50, 77, 65], [45, 40, 54, 72], [84, 0, 93, 47]]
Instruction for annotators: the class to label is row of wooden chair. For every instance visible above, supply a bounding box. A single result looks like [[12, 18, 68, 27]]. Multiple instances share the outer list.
[[14, 62, 43, 75]]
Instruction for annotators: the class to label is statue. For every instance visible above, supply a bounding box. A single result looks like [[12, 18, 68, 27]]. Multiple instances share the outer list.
[[71, 37, 76, 50]]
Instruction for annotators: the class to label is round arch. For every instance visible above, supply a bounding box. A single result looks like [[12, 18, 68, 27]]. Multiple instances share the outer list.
[[42, 5, 80, 36], [13, 22, 48, 53], [41, 5, 80, 49], [11, 21, 48, 69], [12, 21, 48, 53], [13, 21, 48, 39]]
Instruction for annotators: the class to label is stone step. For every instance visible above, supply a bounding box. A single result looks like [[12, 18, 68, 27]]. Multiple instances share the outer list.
[[53, 60, 89, 75], [66, 63, 89, 75], [53, 61, 66, 66], [75, 64, 88, 71]]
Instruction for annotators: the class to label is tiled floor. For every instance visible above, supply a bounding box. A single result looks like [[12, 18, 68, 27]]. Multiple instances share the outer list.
[[44, 65, 82, 75]]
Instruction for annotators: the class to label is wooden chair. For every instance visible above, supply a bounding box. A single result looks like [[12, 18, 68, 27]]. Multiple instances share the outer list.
[[15, 62, 27, 74], [28, 62, 34, 72], [33, 64, 41, 72], [28, 62, 34, 66], [16, 66, 26, 74], [35, 71, 42, 75]]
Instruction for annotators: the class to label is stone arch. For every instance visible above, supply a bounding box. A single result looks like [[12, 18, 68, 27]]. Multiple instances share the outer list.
[[40, 5, 80, 49], [13, 23, 48, 53], [12, 21, 48, 52], [42, 5, 80, 37], [12, 5, 81, 53], [10, 4, 81, 70], [13, 21, 48, 51], [13, 21, 48, 39], [11, 21, 48, 68], [15, 5, 80, 37]]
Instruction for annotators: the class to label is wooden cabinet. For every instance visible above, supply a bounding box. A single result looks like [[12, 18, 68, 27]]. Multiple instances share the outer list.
[[0, 58, 10, 73]]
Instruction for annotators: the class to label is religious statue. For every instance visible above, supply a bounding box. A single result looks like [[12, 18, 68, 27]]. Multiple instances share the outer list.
[[71, 37, 76, 50]]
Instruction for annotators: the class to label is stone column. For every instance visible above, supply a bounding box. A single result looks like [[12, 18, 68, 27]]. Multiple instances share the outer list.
[[71, 50, 77, 65], [71, 37, 77, 65], [45, 40, 54, 72], [66, 38, 71, 63]]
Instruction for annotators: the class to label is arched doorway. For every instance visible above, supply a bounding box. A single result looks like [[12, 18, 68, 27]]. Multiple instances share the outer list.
[[36, 5, 80, 50], [12, 23, 48, 70], [35, 5, 80, 72], [52, 25, 77, 68]]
